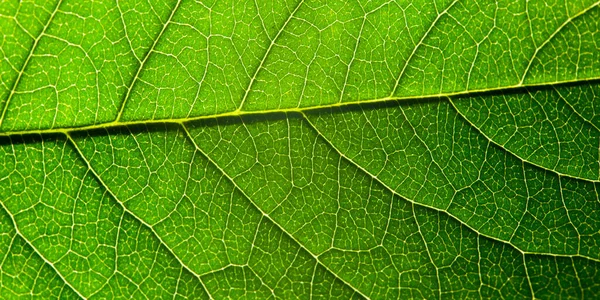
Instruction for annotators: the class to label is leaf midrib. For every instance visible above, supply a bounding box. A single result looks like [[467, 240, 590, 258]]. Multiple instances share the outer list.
[[3, 78, 598, 185], [2, 76, 598, 137], [2, 0, 598, 137], [3, 0, 598, 134]]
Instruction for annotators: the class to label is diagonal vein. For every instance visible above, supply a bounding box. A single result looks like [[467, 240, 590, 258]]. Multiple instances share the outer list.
[[114, 0, 184, 122], [0, 0, 64, 127], [448, 97, 600, 183], [236, 0, 305, 111], [64, 132, 214, 300], [553, 86, 600, 132], [520, 1, 600, 84], [179, 124, 370, 299], [389, 0, 459, 97], [0, 197, 84, 299], [299, 111, 600, 264]]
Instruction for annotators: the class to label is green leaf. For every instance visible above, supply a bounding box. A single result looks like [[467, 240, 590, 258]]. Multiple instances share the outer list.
[[1, 0, 599, 298]]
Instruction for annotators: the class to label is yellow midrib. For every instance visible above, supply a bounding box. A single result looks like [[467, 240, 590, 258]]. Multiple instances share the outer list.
[[0, 76, 598, 137]]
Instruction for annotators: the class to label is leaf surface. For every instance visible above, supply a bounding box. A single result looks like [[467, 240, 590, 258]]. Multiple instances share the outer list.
[[1, 0, 600, 298]]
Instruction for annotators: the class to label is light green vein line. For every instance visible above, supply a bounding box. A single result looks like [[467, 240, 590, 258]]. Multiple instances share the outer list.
[[0, 199, 84, 299], [1, 76, 598, 136], [522, 253, 535, 300], [0, 0, 64, 127], [236, 0, 305, 112], [300, 112, 600, 264], [179, 123, 370, 300], [0, 234, 17, 272], [1, 82, 599, 186], [338, 13, 367, 103], [448, 98, 600, 183], [509, 161, 531, 245], [64, 132, 214, 300], [86, 213, 125, 299], [559, 176, 582, 255], [389, 0, 459, 97], [1, 79, 598, 187], [553, 86, 600, 132], [571, 257, 585, 298], [114, 0, 184, 122], [519, 1, 600, 84], [411, 203, 441, 300], [116, 0, 140, 63], [476, 236, 483, 296]]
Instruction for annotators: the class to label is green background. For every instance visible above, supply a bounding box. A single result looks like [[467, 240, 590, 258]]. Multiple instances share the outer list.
[[0, 0, 599, 298]]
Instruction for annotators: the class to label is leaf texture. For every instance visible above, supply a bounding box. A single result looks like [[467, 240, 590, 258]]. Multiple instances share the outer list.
[[0, 0, 599, 298]]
